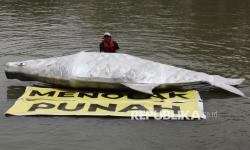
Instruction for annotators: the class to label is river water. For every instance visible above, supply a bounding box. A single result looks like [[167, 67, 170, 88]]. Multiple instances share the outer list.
[[0, 0, 250, 149]]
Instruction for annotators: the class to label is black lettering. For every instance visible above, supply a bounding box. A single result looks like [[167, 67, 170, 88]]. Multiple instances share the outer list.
[[78, 92, 98, 98], [119, 104, 148, 112], [102, 93, 123, 99], [88, 104, 117, 112], [154, 105, 180, 114], [57, 103, 85, 111], [28, 102, 55, 111], [29, 90, 55, 97], [152, 93, 167, 99], [58, 91, 75, 97], [169, 92, 188, 99], [127, 93, 151, 99]]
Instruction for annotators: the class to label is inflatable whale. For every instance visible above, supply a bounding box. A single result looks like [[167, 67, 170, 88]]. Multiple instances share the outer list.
[[5, 51, 245, 97]]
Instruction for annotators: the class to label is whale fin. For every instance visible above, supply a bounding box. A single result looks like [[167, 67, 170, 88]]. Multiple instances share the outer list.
[[122, 83, 159, 94]]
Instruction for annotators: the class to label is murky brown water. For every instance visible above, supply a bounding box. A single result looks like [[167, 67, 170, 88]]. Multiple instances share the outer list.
[[0, 0, 250, 149]]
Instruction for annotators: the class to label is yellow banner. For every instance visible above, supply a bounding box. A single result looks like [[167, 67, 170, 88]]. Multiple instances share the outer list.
[[5, 86, 206, 120]]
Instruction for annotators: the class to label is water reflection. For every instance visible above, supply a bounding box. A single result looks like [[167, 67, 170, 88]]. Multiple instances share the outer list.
[[7, 86, 25, 99]]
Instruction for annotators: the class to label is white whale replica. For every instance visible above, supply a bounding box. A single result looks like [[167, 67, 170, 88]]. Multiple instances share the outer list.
[[5, 51, 246, 97]]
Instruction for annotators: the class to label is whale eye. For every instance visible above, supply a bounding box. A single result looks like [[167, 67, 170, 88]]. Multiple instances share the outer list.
[[18, 63, 25, 66]]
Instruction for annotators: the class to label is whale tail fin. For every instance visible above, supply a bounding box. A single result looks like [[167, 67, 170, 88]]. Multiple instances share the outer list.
[[210, 76, 246, 97], [225, 78, 245, 86], [210, 81, 246, 97], [212, 75, 245, 86]]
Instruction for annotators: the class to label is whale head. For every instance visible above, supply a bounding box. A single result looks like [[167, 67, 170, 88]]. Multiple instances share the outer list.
[[5, 59, 50, 81]]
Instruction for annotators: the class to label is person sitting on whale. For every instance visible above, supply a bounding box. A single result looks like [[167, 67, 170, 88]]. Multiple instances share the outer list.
[[99, 32, 119, 53]]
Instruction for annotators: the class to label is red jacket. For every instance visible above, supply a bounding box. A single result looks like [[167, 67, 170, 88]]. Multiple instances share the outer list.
[[100, 36, 119, 53]]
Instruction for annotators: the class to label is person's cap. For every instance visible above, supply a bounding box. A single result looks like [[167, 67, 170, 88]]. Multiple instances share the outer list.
[[104, 32, 111, 37]]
